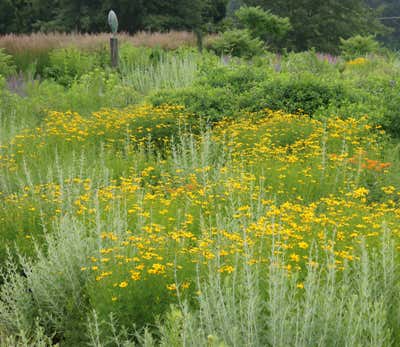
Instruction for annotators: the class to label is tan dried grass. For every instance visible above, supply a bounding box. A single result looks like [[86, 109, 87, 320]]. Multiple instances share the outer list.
[[0, 31, 201, 55]]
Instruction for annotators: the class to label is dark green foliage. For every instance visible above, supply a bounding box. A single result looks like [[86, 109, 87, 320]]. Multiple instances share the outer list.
[[0, 0, 228, 35], [367, 0, 400, 49], [214, 6, 291, 54], [226, 0, 244, 17], [1, 0, 398, 55], [244, 0, 386, 53]]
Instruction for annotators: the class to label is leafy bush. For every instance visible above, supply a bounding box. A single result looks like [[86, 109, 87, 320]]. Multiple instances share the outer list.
[[0, 49, 16, 77], [119, 44, 158, 69], [235, 6, 291, 46], [150, 63, 271, 120], [340, 35, 380, 60], [241, 75, 350, 115], [44, 47, 102, 87], [151, 66, 350, 119], [197, 64, 271, 93], [209, 29, 264, 58], [325, 78, 400, 137]]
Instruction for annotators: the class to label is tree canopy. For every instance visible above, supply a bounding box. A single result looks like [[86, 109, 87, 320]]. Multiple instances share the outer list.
[[366, 0, 400, 49], [0, 0, 398, 53], [243, 0, 386, 52], [0, 0, 228, 34]]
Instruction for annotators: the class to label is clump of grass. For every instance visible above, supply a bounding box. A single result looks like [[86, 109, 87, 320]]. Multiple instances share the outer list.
[[120, 52, 200, 94]]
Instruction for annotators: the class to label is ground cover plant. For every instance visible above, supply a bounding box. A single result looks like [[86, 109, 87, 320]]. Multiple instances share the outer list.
[[1, 34, 400, 346]]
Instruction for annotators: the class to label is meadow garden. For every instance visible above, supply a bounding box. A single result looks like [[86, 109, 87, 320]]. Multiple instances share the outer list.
[[1, 4, 400, 346]]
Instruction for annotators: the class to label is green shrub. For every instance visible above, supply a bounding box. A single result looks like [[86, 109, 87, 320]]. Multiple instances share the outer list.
[[327, 81, 400, 137], [119, 44, 155, 69], [151, 68, 351, 119], [241, 75, 349, 115], [340, 35, 380, 60], [0, 49, 16, 77], [198, 64, 271, 93], [235, 6, 291, 46], [44, 47, 102, 87], [209, 29, 264, 58]]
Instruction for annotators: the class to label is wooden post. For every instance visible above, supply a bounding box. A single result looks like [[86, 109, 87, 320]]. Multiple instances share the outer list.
[[110, 37, 118, 68]]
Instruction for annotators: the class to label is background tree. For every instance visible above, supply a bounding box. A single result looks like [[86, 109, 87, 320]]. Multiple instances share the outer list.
[[235, 6, 291, 49], [142, 0, 228, 51], [226, 0, 244, 17], [0, 0, 17, 33], [0, 0, 227, 36], [366, 0, 400, 49], [243, 0, 386, 52]]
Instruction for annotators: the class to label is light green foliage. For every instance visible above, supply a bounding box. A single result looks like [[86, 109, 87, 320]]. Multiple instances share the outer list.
[[209, 29, 264, 58], [120, 46, 200, 94], [119, 44, 155, 68], [0, 49, 16, 77], [281, 50, 339, 74], [340, 35, 381, 60], [3, 225, 399, 346], [44, 47, 104, 87], [0, 218, 96, 346], [149, 232, 398, 347]]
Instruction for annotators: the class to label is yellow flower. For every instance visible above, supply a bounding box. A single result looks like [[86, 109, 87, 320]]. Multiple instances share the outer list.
[[119, 281, 128, 288], [382, 186, 396, 195], [130, 271, 141, 281], [298, 241, 309, 249], [290, 253, 300, 262], [166, 283, 177, 291], [147, 263, 166, 275], [351, 187, 369, 199], [218, 265, 235, 273]]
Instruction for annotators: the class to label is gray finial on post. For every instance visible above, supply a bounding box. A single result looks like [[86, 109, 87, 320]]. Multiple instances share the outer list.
[[108, 10, 119, 68], [108, 10, 118, 37]]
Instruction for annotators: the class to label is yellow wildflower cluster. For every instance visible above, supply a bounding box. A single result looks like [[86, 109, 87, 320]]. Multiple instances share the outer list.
[[346, 57, 368, 66], [0, 104, 192, 172], [1, 107, 399, 304]]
